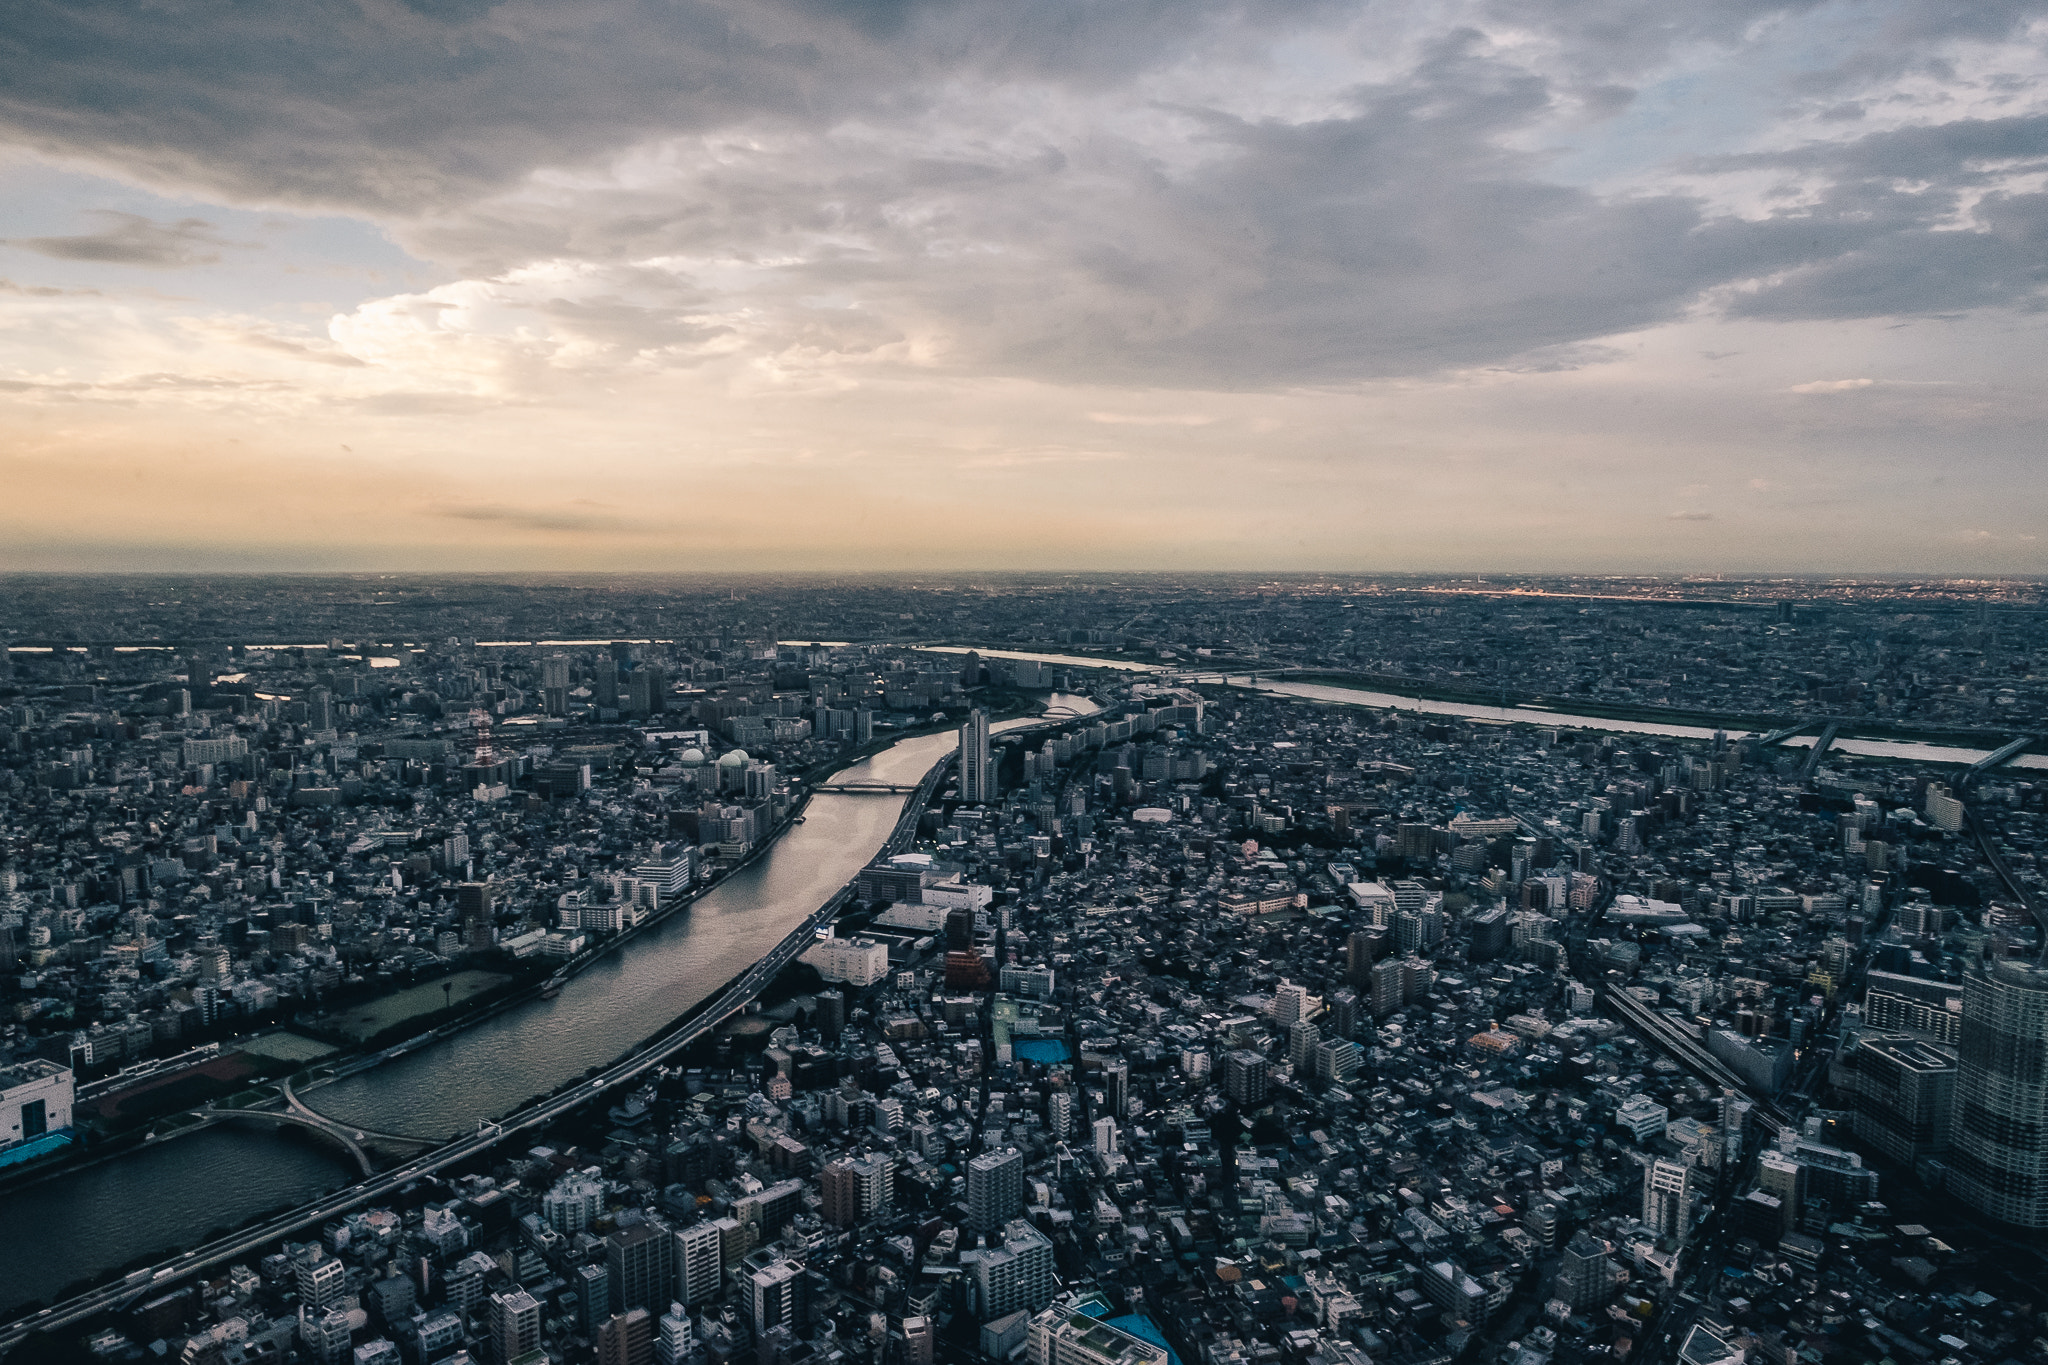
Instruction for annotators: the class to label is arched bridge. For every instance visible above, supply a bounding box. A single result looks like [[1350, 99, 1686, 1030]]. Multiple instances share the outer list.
[[188, 1079, 438, 1178]]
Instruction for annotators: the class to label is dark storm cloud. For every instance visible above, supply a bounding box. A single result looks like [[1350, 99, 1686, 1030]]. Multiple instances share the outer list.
[[0, 0, 1342, 214], [8, 211, 238, 266]]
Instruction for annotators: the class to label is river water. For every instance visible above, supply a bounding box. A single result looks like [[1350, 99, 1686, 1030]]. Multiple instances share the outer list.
[[0, 701, 1090, 1316], [915, 646, 2045, 772]]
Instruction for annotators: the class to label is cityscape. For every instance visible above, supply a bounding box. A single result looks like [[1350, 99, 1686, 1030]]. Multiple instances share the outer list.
[[0, 575, 2044, 1365], [5, 0, 2048, 1359]]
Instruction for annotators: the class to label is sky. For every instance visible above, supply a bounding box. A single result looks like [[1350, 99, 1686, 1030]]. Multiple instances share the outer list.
[[0, 0, 2044, 574]]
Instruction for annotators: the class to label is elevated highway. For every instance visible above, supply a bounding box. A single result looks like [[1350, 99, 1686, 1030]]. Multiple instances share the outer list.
[[0, 740, 985, 1357]]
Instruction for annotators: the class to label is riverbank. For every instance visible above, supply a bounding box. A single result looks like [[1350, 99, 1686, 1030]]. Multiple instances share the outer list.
[[0, 698, 1090, 1329]]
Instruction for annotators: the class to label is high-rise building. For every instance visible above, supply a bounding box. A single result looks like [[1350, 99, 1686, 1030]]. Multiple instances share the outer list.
[[1328, 987, 1361, 1040], [1047, 1089, 1073, 1138], [297, 1249, 347, 1311], [541, 654, 571, 716], [1849, 1034, 1957, 1164], [1368, 957, 1405, 1017], [575, 1263, 613, 1340], [959, 1219, 1056, 1321], [598, 1308, 654, 1365], [1092, 1116, 1118, 1155], [1642, 1157, 1695, 1243], [544, 1173, 605, 1235], [1553, 1232, 1612, 1309], [595, 658, 621, 712], [1271, 980, 1312, 1028], [746, 1258, 807, 1336], [1313, 1037, 1362, 1084], [1951, 954, 2048, 1227], [1101, 1061, 1128, 1119], [1288, 1019, 1320, 1070], [489, 1289, 542, 1365], [1223, 1049, 1269, 1106], [958, 708, 992, 803], [1754, 1155, 1803, 1241], [608, 1222, 676, 1314], [821, 1154, 892, 1226], [967, 1146, 1024, 1232], [674, 1220, 723, 1306]]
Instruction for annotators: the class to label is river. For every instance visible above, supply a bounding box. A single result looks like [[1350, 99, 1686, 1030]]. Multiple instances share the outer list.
[[914, 647, 2047, 772], [0, 699, 1092, 1316]]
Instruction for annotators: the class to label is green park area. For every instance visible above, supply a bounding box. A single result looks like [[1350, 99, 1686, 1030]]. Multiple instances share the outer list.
[[310, 970, 514, 1044]]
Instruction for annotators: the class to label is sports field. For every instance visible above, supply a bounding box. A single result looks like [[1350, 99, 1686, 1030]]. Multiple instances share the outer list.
[[313, 970, 512, 1042]]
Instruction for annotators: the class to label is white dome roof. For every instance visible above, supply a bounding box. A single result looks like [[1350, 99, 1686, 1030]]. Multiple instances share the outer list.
[[717, 749, 751, 768], [679, 748, 706, 765]]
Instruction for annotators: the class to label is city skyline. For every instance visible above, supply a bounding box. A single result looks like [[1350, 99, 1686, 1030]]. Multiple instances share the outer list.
[[3, 0, 2046, 573]]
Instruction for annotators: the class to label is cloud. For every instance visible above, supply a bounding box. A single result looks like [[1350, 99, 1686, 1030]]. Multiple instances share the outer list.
[[7, 211, 241, 267], [1788, 378, 1876, 393], [0, 277, 101, 296], [428, 500, 647, 533], [6, 0, 2048, 399], [1086, 412, 1215, 426], [1667, 510, 1714, 521]]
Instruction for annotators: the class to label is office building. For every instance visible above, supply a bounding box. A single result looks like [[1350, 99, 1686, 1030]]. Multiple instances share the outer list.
[[967, 1146, 1025, 1232], [959, 708, 992, 803], [1951, 954, 2048, 1227], [1849, 1034, 1957, 1164], [608, 1222, 676, 1314]]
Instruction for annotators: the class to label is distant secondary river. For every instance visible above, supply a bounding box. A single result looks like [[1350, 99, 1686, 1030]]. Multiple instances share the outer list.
[[916, 646, 2046, 772], [0, 699, 1093, 1316]]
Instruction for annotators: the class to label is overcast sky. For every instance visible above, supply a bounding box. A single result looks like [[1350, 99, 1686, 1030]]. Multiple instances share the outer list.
[[1, 0, 2043, 573]]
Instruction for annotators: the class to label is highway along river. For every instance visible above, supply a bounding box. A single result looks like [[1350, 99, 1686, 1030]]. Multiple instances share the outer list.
[[0, 699, 1093, 1316]]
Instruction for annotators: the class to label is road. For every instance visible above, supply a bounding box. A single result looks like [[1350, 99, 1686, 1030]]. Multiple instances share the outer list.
[[0, 709, 1025, 1355]]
